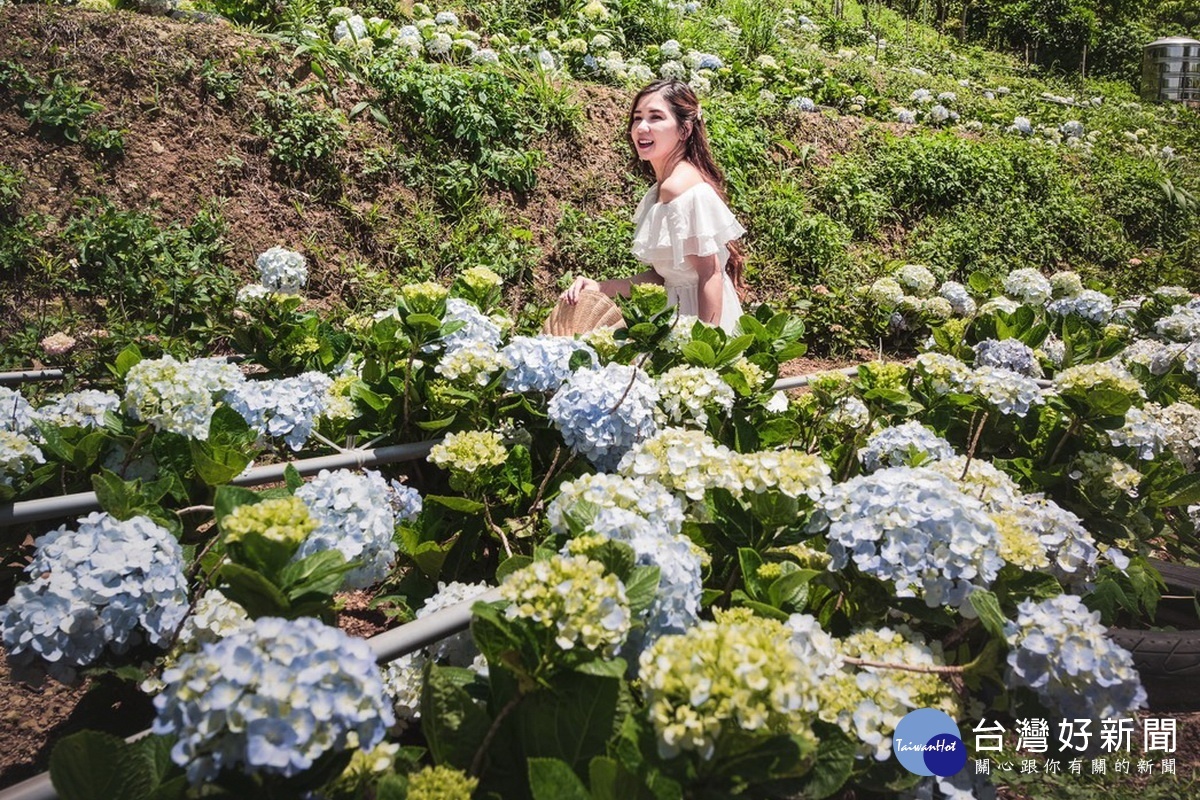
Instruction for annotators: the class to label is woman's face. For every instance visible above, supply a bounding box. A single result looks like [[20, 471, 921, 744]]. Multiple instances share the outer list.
[[630, 91, 684, 161]]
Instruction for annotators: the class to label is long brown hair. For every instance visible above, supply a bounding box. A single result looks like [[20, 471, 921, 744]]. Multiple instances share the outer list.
[[628, 79, 747, 297]]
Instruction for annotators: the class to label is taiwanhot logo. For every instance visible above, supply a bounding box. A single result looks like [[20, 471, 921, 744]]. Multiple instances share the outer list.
[[892, 708, 968, 777]]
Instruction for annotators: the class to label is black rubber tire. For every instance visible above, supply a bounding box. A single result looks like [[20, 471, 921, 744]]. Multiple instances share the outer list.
[[1107, 628, 1200, 678], [1147, 557, 1200, 593]]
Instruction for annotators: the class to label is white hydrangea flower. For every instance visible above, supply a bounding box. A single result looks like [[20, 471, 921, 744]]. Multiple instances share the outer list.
[[858, 422, 955, 472], [654, 365, 735, 428], [896, 264, 937, 297], [1003, 268, 1052, 305], [123, 356, 245, 439], [0, 429, 45, 489], [255, 246, 307, 294]]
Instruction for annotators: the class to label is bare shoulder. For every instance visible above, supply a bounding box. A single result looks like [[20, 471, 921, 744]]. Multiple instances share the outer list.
[[657, 163, 707, 204]]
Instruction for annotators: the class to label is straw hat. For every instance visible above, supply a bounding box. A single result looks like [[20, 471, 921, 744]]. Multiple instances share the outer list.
[[542, 289, 626, 336]]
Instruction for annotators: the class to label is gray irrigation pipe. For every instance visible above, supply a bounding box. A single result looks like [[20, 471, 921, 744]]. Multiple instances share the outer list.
[[0, 441, 439, 527], [0, 363, 873, 527], [0, 587, 503, 800], [0, 370, 64, 385]]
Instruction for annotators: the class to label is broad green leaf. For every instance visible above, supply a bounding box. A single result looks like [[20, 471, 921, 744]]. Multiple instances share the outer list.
[[189, 439, 252, 487], [496, 555, 534, 583], [50, 731, 154, 800], [529, 758, 591, 800], [284, 463, 304, 492], [113, 344, 143, 379], [375, 775, 408, 800], [738, 548, 767, 600], [280, 549, 351, 597], [623, 565, 661, 621], [967, 590, 1008, 640], [1155, 472, 1200, 507], [680, 340, 716, 366], [217, 562, 291, 618], [213, 485, 263, 527], [421, 664, 492, 770], [427, 494, 486, 514], [91, 468, 139, 520], [788, 723, 858, 799], [715, 334, 754, 364]]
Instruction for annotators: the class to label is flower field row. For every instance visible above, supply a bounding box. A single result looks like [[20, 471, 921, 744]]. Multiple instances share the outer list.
[[3, 250, 1200, 798]]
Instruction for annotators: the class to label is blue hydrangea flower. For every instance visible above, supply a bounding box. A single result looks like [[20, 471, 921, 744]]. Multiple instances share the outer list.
[[1005, 594, 1146, 720], [295, 469, 397, 589], [819, 467, 1003, 608], [938, 281, 975, 316], [0, 386, 37, 435], [1, 512, 188, 684], [549, 362, 659, 472], [499, 335, 598, 393], [225, 372, 332, 451], [972, 338, 1041, 377], [858, 422, 955, 472], [387, 479, 423, 523], [1046, 290, 1113, 324], [962, 365, 1046, 416], [441, 297, 504, 353], [152, 616, 394, 784]]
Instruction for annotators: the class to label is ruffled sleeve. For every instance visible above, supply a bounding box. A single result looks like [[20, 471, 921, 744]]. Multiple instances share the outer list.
[[631, 183, 745, 273]]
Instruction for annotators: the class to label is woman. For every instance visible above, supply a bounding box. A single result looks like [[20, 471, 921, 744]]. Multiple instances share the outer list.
[[561, 79, 746, 333]]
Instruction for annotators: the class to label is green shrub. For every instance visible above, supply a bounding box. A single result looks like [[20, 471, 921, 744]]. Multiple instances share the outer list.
[[59, 199, 236, 331], [253, 88, 346, 178], [553, 205, 642, 283], [0, 164, 21, 223], [751, 179, 854, 284]]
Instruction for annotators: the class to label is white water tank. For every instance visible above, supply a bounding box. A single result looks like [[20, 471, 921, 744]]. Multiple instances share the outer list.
[[1140, 36, 1200, 104]]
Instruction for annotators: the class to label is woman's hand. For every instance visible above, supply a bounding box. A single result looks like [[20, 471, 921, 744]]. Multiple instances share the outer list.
[[562, 276, 601, 305]]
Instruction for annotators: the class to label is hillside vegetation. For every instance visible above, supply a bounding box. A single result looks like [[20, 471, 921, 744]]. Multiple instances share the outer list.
[[0, 0, 1198, 374]]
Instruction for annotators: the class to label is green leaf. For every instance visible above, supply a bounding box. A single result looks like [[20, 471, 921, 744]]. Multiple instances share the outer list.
[[496, 555, 534, 583], [1155, 472, 1200, 507], [91, 469, 140, 520], [50, 731, 154, 800], [279, 549, 351, 598], [283, 463, 304, 492], [788, 723, 857, 800], [574, 658, 628, 679], [768, 571, 813, 611], [623, 565, 661, 621], [427, 494, 486, 514], [507, 672, 622, 773], [189, 438, 252, 487], [113, 344, 143, 379], [738, 548, 767, 600], [529, 758, 591, 800], [217, 562, 291, 618], [1082, 389, 1134, 418], [680, 340, 716, 366], [375, 775, 408, 800], [715, 334, 754, 364], [968, 590, 1008, 640], [421, 664, 492, 770]]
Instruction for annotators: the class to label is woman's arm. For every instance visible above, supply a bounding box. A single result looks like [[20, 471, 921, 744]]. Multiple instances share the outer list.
[[686, 253, 724, 326], [563, 269, 663, 304]]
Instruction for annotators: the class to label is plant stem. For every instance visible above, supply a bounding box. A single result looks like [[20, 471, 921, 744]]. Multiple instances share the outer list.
[[1046, 417, 1081, 468], [470, 693, 523, 777], [960, 410, 988, 481]]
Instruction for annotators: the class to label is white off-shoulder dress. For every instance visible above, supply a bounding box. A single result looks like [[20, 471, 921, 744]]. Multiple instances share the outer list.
[[630, 181, 746, 333]]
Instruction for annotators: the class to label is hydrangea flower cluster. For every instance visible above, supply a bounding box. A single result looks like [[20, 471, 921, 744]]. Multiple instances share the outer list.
[[406, 766, 479, 800], [152, 616, 394, 783], [223, 496, 316, 552], [142, 589, 254, 694], [399, 281, 449, 313], [1149, 401, 1200, 470], [962, 365, 1047, 417], [972, 338, 1040, 377], [1046, 289, 1114, 323], [1, 512, 188, 684], [938, 281, 976, 315], [383, 580, 492, 724], [33, 390, 120, 429], [1118, 339, 1187, 375], [618, 427, 734, 500], [124, 356, 245, 439], [978, 295, 1020, 316], [441, 297, 505, 353], [1050, 271, 1084, 298], [731, 449, 833, 500], [499, 554, 630, 658], [654, 365, 735, 428], [548, 473, 685, 538], [1071, 451, 1141, 499], [914, 352, 972, 395], [386, 479, 423, 522], [0, 386, 37, 434], [225, 372, 331, 451], [295, 469, 397, 590], [1108, 406, 1168, 460], [1005, 594, 1146, 719], [1003, 268, 1052, 305], [1, 429, 45, 489], [1154, 305, 1200, 342], [638, 609, 819, 760], [820, 467, 1003, 608], [255, 246, 308, 294], [867, 277, 904, 309], [549, 363, 658, 472], [858, 421, 955, 472], [498, 335, 597, 393], [434, 339, 504, 386], [815, 627, 959, 761], [428, 430, 508, 475], [1053, 362, 1144, 400], [895, 264, 937, 296]]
